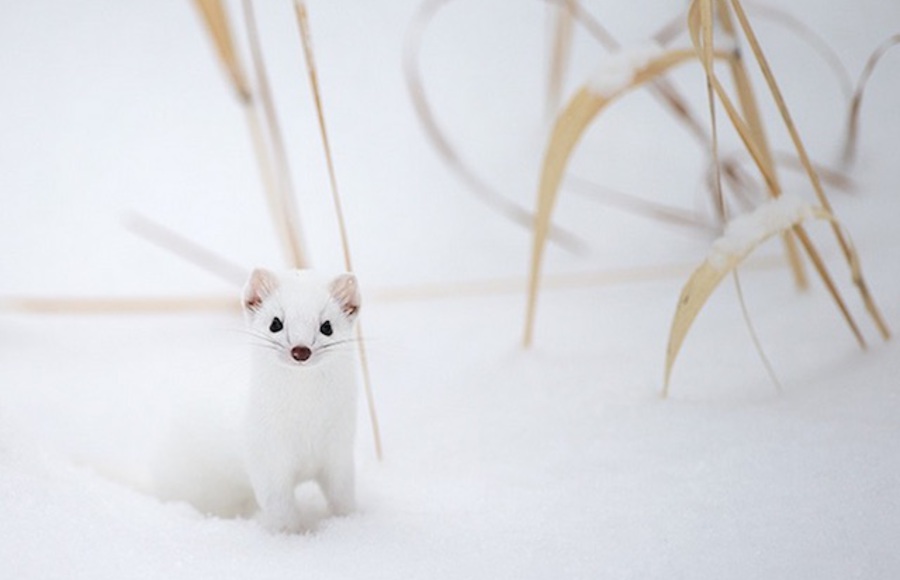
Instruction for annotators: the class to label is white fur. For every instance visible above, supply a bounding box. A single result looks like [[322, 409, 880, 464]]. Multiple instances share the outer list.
[[152, 400, 255, 518], [242, 269, 360, 532]]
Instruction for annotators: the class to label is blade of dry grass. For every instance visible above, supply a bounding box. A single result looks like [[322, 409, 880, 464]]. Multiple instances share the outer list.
[[524, 48, 710, 347], [242, 0, 308, 269], [555, 0, 711, 145], [293, 1, 382, 462], [554, 0, 761, 219], [404, 0, 587, 254], [842, 34, 900, 166], [664, 201, 839, 394]]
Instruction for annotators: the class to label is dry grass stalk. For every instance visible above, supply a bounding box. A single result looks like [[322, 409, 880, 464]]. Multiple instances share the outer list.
[[191, 0, 252, 102], [190, 0, 306, 270], [717, 150, 854, 194], [714, 0, 807, 289], [404, 0, 586, 253], [729, 24, 806, 297], [523, 48, 718, 347], [373, 254, 785, 304], [292, 1, 383, 462], [660, 0, 888, 394], [126, 214, 247, 286], [699, 0, 723, 218], [241, 102, 295, 260], [843, 34, 900, 166], [686, 0, 866, 347], [725, 0, 889, 340], [522, 0, 888, 392], [293, 2, 352, 272], [242, 0, 308, 269], [5, 296, 237, 315]]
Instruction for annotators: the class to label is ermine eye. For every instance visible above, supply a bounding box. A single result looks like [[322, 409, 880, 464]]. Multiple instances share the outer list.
[[319, 320, 333, 336], [269, 317, 284, 333]]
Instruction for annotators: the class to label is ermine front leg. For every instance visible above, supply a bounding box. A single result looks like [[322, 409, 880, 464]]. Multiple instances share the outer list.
[[253, 474, 303, 533], [319, 456, 356, 516]]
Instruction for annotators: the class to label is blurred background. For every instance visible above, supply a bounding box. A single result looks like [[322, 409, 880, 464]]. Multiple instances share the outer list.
[[1, 1, 899, 576]]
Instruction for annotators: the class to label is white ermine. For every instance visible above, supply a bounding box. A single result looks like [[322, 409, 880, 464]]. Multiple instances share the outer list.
[[242, 268, 361, 532]]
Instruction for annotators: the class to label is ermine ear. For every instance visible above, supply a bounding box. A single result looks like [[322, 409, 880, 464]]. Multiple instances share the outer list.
[[243, 268, 279, 312], [330, 273, 360, 320]]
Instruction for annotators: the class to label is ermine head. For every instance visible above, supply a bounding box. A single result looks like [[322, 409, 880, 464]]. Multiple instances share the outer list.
[[242, 268, 360, 367]]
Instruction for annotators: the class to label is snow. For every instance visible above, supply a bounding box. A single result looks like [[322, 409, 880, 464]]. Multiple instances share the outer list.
[[588, 43, 664, 97], [708, 194, 815, 270], [2, 0, 900, 578]]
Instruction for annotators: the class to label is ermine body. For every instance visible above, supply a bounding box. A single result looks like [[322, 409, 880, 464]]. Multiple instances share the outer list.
[[242, 268, 360, 532]]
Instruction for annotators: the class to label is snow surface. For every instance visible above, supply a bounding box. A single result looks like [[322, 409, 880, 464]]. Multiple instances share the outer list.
[[2, 0, 900, 578]]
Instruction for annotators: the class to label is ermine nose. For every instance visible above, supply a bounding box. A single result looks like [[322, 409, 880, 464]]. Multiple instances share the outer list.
[[290, 345, 312, 362]]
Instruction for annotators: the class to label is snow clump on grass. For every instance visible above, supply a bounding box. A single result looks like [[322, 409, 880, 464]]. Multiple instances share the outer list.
[[709, 194, 816, 270]]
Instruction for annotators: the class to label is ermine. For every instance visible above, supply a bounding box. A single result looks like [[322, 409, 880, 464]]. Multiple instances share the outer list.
[[242, 268, 361, 532]]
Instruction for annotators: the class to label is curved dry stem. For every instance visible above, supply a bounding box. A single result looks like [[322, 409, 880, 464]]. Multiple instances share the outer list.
[[842, 34, 900, 166], [733, 269, 783, 394], [717, 149, 854, 195], [404, 0, 586, 253], [564, 175, 719, 234], [748, 2, 853, 101]]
